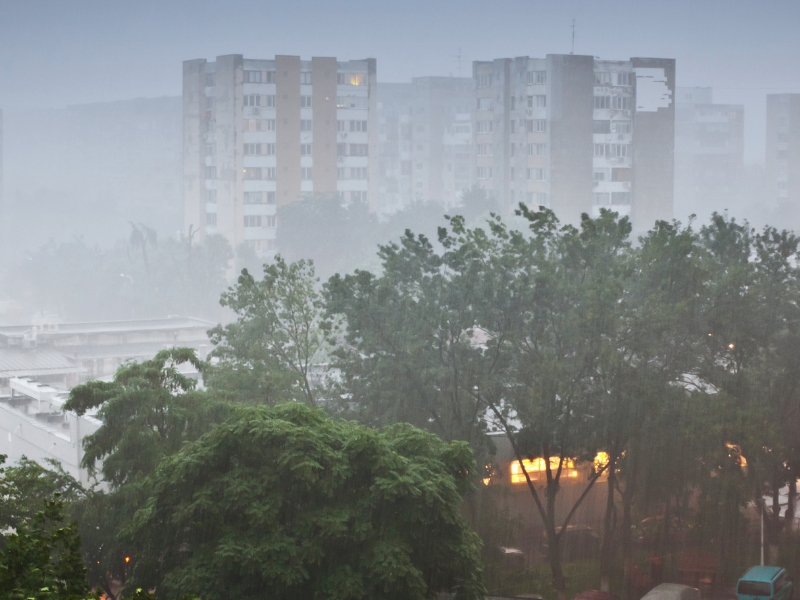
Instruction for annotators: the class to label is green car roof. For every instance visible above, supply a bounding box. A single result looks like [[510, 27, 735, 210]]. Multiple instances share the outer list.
[[740, 567, 785, 582]]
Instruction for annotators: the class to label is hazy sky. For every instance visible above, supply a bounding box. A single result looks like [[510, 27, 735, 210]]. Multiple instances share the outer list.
[[2, 0, 799, 164]]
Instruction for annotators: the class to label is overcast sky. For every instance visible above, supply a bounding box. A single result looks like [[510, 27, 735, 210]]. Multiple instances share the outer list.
[[2, 0, 799, 164]]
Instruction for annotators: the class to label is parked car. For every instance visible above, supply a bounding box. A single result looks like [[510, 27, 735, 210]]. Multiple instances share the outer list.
[[640, 583, 701, 600], [736, 567, 793, 600]]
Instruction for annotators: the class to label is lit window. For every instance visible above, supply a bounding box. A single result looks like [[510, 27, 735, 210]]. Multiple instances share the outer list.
[[510, 458, 578, 483]]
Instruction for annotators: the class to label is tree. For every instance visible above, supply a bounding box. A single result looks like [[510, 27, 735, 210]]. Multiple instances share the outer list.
[[126, 403, 485, 600], [0, 456, 84, 538], [0, 496, 97, 600], [208, 257, 333, 406], [64, 348, 227, 599], [277, 193, 379, 279]]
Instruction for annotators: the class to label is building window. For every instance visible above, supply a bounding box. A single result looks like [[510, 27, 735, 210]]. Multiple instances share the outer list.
[[205, 74, 215, 87], [245, 70, 262, 83], [301, 167, 313, 180], [526, 119, 534, 133], [249, 239, 276, 252], [593, 120, 612, 134], [205, 121, 215, 133], [205, 166, 217, 179], [528, 95, 547, 108], [337, 120, 347, 132], [350, 167, 368, 179], [300, 119, 313, 132], [613, 121, 632, 134], [243, 119, 276, 132], [536, 119, 547, 132], [612, 168, 631, 182], [594, 96, 611, 109], [477, 98, 493, 111], [244, 95, 261, 107], [351, 191, 368, 203], [593, 169, 606, 182], [594, 143, 630, 158], [265, 95, 276, 107], [301, 144, 312, 156], [338, 73, 366, 86], [300, 71, 312, 84], [612, 96, 632, 110], [510, 143, 516, 157], [528, 168, 545, 181], [336, 96, 368, 109], [527, 70, 546, 85], [337, 167, 345, 179], [611, 192, 631, 205], [511, 96, 516, 110], [476, 167, 492, 179], [477, 120, 493, 133], [537, 192, 549, 206], [350, 120, 368, 132], [205, 97, 214, 110], [244, 215, 263, 227], [534, 143, 545, 157], [206, 189, 217, 204], [616, 72, 633, 87], [477, 74, 493, 88], [593, 192, 611, 206], [205, 143, 216, 156], [243, 167, 262, 180], [337, 143, 347, 156], [244, 192, 265, 204], [301, 95, 312, 108], [510, 120, 516, 134], [510, 167, 515, 180], [595, 72, 612, 85], [527, 143, 534, 156], [477, 144, 493, 157], [206, 212, 217, 226], [349, 143, 369, 156], [243, 143, 264, 155]]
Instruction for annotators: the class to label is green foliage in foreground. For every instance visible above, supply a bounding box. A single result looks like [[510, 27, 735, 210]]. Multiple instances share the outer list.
[[0, 496, 97, 600], [127, 403, 485, 600]]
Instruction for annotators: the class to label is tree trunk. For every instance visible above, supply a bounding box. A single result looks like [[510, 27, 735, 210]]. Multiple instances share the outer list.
[[600, 455, 618, 592], [785, 476, 796, 534], [620, 453, 639, 600], [772, 478, 782, 542]]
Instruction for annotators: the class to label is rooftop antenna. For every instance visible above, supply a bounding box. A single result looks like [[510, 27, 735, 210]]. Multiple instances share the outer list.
[[571, 18, 576, 54]]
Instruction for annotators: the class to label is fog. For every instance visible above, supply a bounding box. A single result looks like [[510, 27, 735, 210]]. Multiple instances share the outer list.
[[2, 2, 800, 600]]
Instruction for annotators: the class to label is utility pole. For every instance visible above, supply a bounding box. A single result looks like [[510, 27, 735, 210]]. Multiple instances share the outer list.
[[761, 503, 765, 566]]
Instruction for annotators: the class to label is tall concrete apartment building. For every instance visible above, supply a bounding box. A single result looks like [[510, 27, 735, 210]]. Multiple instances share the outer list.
[[766, 94, 800, 209], [674, 87, 744, 220], [183, 55, 377, 255], [378, 77, 473, 213], [473, 54, 675, 233]]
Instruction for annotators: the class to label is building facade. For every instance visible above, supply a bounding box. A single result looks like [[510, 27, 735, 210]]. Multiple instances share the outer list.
[[377, 77, 473, 213], [183, 55, 377, 256], [766, 94, 800, 210], [472, 54, 675, 234], [674, 87, 744, 221]]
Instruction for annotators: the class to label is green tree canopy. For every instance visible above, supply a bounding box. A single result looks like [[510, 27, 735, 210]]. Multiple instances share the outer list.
[[127, 403, 485, 600], [0, 496, 96, 600]]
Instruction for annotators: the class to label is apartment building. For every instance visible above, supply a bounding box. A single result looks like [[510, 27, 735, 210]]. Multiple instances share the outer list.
[[183, 55, 377, 256], [674, 87, 744, 220], [473, 54, 675, 234], [766, 94, 800, 209], [378, 77, 473, 213]]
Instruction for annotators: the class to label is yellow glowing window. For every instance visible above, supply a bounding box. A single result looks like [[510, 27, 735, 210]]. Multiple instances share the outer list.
[[350, 73, 365, 86], [510, 458, 578, 484]]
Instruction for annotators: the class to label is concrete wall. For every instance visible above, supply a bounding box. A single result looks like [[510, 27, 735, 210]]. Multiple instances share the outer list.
[[766, 94, 800, 209], [548, 54, 595, 227], [214, 55, 244, 247], [183, 59, 206, 240], [631, 57, 676, 234], [276, 55, 302, 207], [312, 57, 338, 196]]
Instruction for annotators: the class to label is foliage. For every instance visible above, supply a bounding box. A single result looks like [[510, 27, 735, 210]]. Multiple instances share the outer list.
[[6, 233, 233, 322], [126, 403, 485, 600], [64, 348, 224, 487], [208, 257, 334, 405], [0, 456, 84, 537], [277, 194, 379, 279], [0, 496, 97, 600]]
